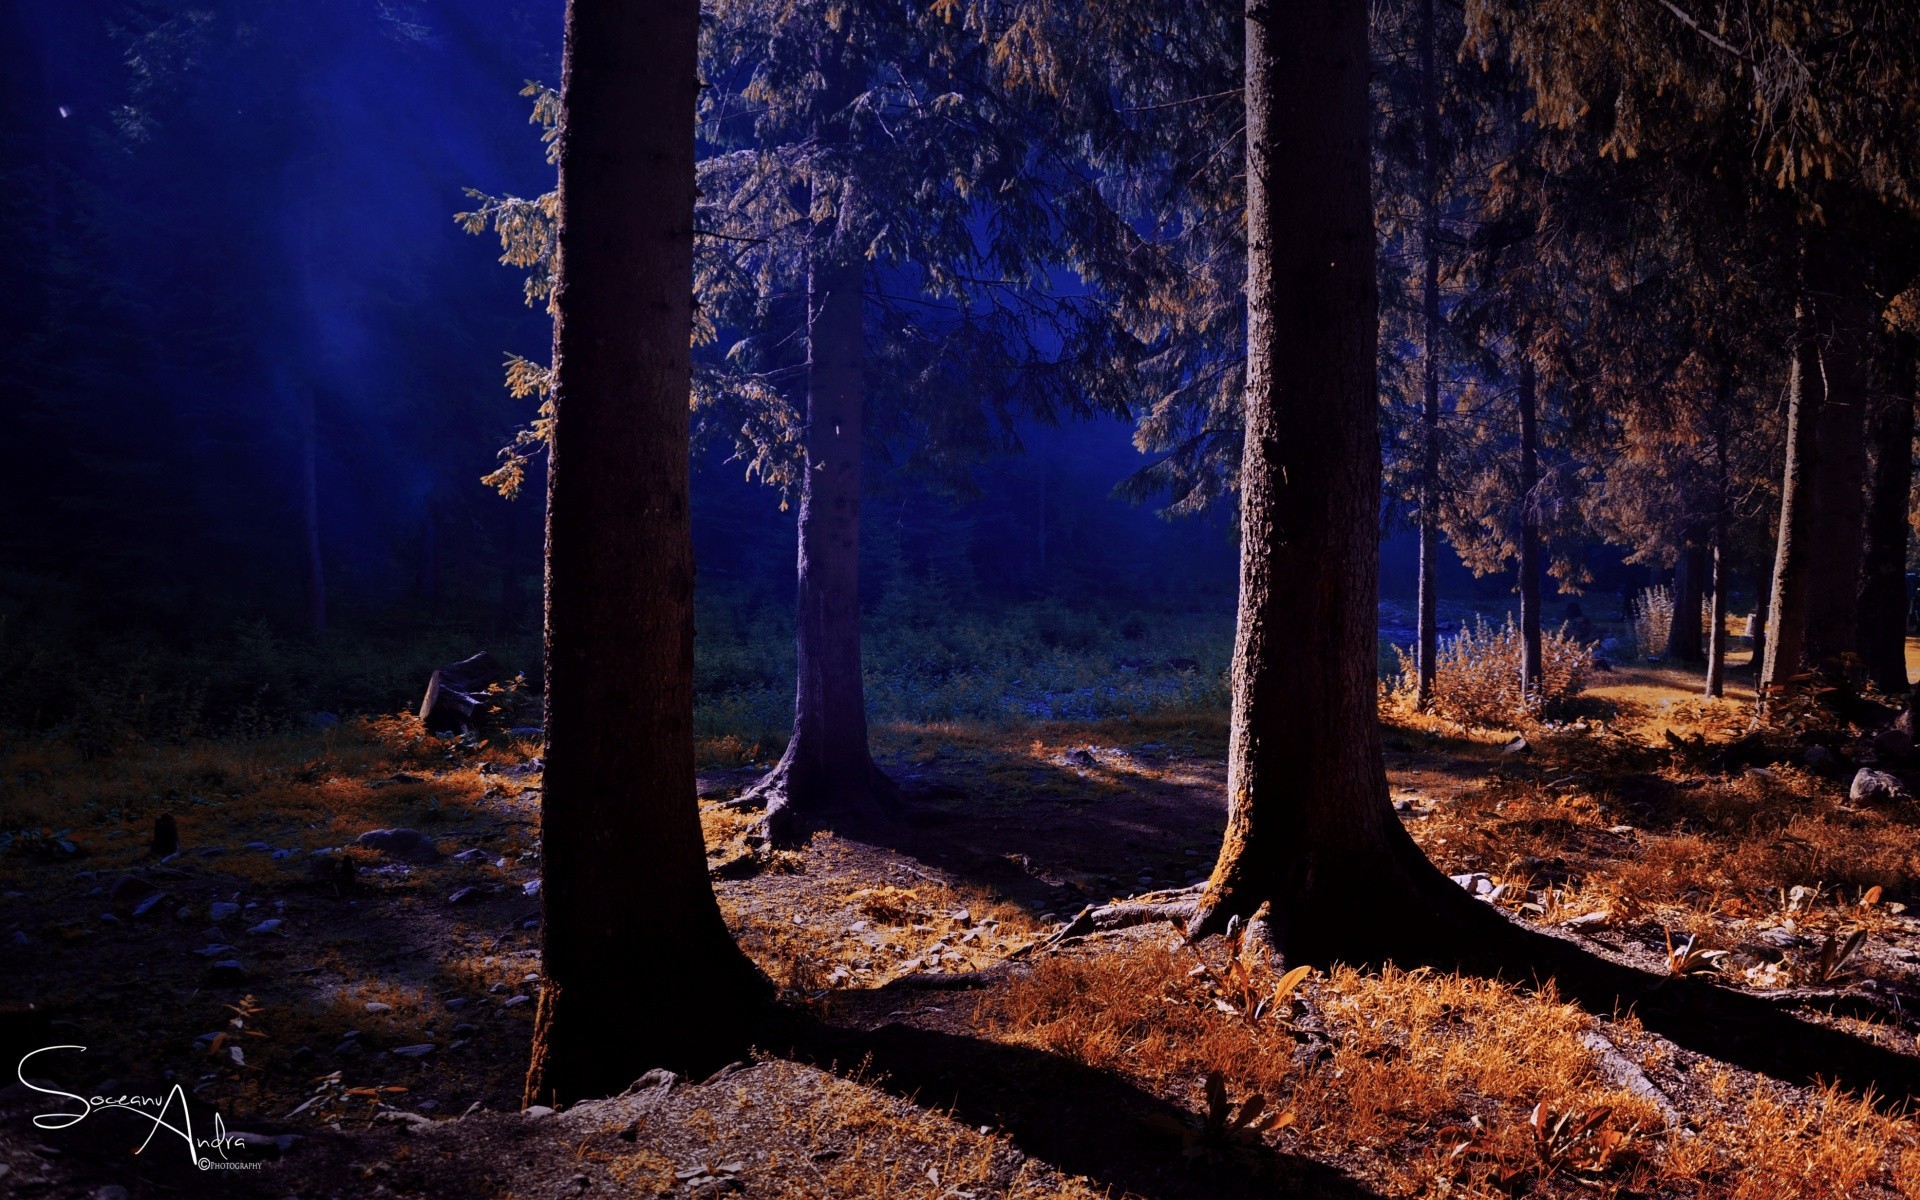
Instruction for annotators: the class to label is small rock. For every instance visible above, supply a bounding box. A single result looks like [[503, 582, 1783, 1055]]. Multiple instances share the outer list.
[[1851, 768, 1910, 804], [207, 960, 247, 986], [1561, 911, 1609, 931], [209, 901, 240, 922], [452, 849, 487, 863], [522, 880, 542, 897], [94, 1185, 129, 1200], [502, 994, 531, 1009], [244, 841, 273, 851], [365, 1002, 392, 1014], [1449, 872, 1494, 896], [1502, 736, 1531, 755], [1805, 744, 1835, 769], [448, 886, 484, 905], [391, 1044, 436, 1058], [358, 828, 443, 865], [524, 1105, 555, 1118], [248, 919, 283, 935], [444, 998, 468, 1011], [130, 893, 166, 919], [193, 943, 236, 957]]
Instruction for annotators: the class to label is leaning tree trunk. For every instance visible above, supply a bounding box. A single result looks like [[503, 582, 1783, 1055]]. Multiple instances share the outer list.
[[744, 252, 898, 845], [1188, 0, 1499, 964], [1760, 302, 1824, 706], [1412, 0, 1442, 709], [1517, 357, 1544, 700], [1857, 334, 1916, 694], [526, 0, 768, 1107], [1666, 540, 1707, 663]]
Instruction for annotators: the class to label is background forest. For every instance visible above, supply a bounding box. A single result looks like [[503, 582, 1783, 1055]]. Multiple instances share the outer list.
[[4, 0, 1751, 753], [9, 1, 1920, 1198]]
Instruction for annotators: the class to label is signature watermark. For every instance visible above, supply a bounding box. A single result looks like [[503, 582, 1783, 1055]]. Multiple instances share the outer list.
[[17, 1046, 263, 1171]]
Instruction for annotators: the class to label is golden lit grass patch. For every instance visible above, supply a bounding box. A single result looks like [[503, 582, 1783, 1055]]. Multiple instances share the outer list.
[[982, 939, 1920, 1197]]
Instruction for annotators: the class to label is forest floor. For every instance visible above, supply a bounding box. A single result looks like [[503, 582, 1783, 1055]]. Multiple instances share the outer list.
[[8, 647, 1920, 1198]]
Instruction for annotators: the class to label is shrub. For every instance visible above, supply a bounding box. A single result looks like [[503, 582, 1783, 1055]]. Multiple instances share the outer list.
[[1630, 585, 1674, 661], [1391, 616, 1596, 726]]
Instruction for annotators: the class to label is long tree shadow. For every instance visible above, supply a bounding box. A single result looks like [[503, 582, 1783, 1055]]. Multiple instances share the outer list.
[[776, 1012, 1387, 1200], [1452, 915, 1920, 1109]]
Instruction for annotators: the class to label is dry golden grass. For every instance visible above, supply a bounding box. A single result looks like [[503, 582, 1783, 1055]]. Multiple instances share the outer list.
[[982, 938, 1920, 1197]]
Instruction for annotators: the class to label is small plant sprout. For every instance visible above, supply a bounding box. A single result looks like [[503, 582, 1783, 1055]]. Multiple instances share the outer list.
[[1665, 929, 1728, 976], [1804, 928, 1870, 986]]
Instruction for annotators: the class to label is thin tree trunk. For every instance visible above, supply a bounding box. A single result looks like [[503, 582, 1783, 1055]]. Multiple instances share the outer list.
[[1666, 541, 1706, 662], [1518, 357, 1543, 699], [1706, 386, 1731, 699], [1750, 566, 1770, 678], [1189, 0, 1497, 963], [746, 253, 897, 844], [1857, 334, 1915, 694], [1760, 301, 1823, 706], [299, 386, 326, 633], [1413, 0, 1442, 709], [526, 0, 767, 1106]]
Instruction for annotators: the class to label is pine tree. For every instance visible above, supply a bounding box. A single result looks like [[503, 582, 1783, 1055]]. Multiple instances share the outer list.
[[1189, 0, 1498, 961], [525, 0, 769, 1106]]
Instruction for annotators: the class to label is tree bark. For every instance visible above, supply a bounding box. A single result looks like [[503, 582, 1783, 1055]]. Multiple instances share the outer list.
[[1666, 541, 1707, 662], [526, 0, 768, 1107], [1413, 0, 1442, 710], [1760, 302, 1824, 705], [1518, 357, 1543, 699], [1803, 255, 1872, 673], [1857, 335, 1915, 694], [743, 250, 898, 845], [1189, 0, 1498, 963], [299, 386, 326, 633]]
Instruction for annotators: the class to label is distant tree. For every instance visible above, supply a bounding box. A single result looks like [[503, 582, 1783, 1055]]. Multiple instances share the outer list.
[[1190, 0, 1495, 960], [524, 0, 768, 1105]]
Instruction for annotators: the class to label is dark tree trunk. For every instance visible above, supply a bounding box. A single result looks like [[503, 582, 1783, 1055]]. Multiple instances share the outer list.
[[1858, 335, 1915, 694], [1413, 0, 1442, 709], [744, 250, 898, 846], [1189, 0, 1497, 963], [299, 387, 326, 633], [1803, 255, 1872, 673], [1666, 541, 1707, 662], [525, 0, 767, 1106], [1760, 302, 1824, 704], [1518, 357, 1543, 698], [1750, 565, 1770, 674]]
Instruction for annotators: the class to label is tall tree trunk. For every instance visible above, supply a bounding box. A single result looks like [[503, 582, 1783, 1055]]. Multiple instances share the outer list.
[[1189, 0, 1496, 962], [1749, 567, 1769, 676], [299, 386, 326, 633], [1666, 541, 1706, 662], [1803, 254, 1872, 673], [745, 253, 898, 844], [1518, 357, 1543, 699], [1413, 0, 1442, 709], [1760, 302, 1824, 705], [1857, 334, 1916, 694], [526, 0, 767, 1106]]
